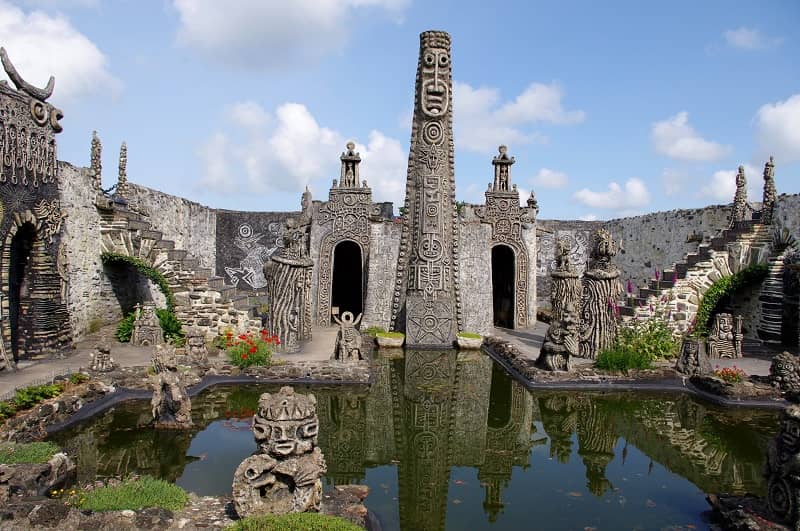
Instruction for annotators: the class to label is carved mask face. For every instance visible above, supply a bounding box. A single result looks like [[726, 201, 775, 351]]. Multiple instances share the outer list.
[[781, 415, 800, 452], [253, 417, 319, 457], [420, 47, 450, 117]]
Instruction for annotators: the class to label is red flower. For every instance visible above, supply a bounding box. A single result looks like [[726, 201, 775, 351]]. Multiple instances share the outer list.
[[238, 334, 247, 340], [241, 354, 248, 360], [249, 346, 257, 353], [275, 339, 281, 345]]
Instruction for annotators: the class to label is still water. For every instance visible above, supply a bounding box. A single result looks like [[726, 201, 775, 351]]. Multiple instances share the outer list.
[[52, 350, 779, 530]]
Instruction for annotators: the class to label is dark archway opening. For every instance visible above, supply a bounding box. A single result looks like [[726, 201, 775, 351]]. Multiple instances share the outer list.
[[487, 362, 512, 429], [331, 240, 363, 323], [492, 245, 515, 329], [9, 223, 36, 362]]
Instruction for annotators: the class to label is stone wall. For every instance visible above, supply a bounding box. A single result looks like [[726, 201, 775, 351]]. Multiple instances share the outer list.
[[215, 210, 295, 291], [125, 184, 217, 271], [362, 220, 401, 329], [536, 219, 601, 306], [773, 194, 800, 245], [458, 209, 493, 335]]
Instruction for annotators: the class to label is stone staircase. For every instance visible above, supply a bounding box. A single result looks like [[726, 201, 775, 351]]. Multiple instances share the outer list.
[[619, 219, 776, 335], [97, 202, 262, 338]]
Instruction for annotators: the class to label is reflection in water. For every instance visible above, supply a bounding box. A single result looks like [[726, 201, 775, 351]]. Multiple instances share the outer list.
[[52, 352, 779, 530]]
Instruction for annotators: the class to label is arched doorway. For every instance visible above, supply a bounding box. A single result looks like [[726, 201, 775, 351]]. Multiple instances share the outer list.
[[492, 245, 515, 329], [9, 223, 36, 362], [331, 240, 363, 322]]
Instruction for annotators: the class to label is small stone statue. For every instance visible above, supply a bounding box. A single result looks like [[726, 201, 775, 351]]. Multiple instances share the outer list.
[[770, 352, 800, 395], [675, 337, 712, 376], [764, 404, 800, 526], [232, 386, 327, 517], [89, 341, 115, 372], [332, 311, 363, 361], [707, 313, 743, 359], [184, 327, 209, 365], [150, 344, 192, 429], [131, 302, 165, 347], [762, 156, 777, 225], [731, 165, 748, 224], [537, 303, 579, 371]]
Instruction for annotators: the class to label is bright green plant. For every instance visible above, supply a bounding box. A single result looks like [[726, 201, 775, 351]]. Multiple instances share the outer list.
[[101, 252, 176, 311], [617, 317, 678, 361], [363, 326, 386, 338], [69, 373, 90, 385], [78, 476, 189, 511], [228, 513, 363, 531], [595, 345, 653, 372], [13, 383, 64, 409], [0, 401, 16, 420], [0, 441, 61, 464], [457, 331, 482, 339], [692, 264, 769, 338], [115, 308, 185, 344], [226, 329, 277, 368], [376, 331, 404, 339]]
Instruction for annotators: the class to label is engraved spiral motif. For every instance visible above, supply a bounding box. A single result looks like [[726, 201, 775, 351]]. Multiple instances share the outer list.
[[238, 224, 254, 238], [29, 100, 48, 126], [422, 122, 444, 145], [768, 476, 795, 522]]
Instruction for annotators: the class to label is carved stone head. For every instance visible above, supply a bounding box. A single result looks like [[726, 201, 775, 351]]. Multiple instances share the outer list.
[[253, 386, 319, 457], [419, 31, 451, 118]]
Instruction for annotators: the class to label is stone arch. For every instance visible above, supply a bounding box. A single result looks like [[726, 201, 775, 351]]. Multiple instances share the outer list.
[[0, 209, 70, 361], [316, 233, 369, 326]]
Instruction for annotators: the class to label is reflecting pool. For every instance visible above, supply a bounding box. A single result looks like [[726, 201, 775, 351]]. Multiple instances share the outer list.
[[51, 350, 779, 530]]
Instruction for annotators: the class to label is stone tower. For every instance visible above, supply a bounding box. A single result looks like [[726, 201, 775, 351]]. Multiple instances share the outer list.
[[390, 31, 462, 347]]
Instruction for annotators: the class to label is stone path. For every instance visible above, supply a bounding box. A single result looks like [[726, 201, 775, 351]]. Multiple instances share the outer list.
[[0, 325, 341, 398]]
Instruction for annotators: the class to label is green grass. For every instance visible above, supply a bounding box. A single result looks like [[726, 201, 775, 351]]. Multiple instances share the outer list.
[[228, 513, 362, 531], [376, 331, 404, 339], [595, 346, 653, 372], [362, 326, 386, 338], [457, 332, 482, 339], [79, 476, 189, 512], [0, 441, 61, 464]]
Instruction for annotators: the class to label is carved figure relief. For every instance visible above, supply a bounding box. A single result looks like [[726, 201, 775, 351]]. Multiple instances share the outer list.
[[225, 223, 278, 289], [762, 156, 777, 225], [332, 311, 363, 361], [770, 352, 800, 394], [185, 327, 209, 365], [131, 302, 165, 347], [317, 148, 371, 326], [764, 405, 800, 527], [391, 31, 461, 346], [731, 165, 749, 225], [89, 341, 115, 372], [675, 338, 712, 376], [579, 228, 621, 359], [33, 199, 64, 243], [232, 387, 327, 517], [150, 344, 192, 429], [537, 302, 579, 371], [707, 313, 743, 359]]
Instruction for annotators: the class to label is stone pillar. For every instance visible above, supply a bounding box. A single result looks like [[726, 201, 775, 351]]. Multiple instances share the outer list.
[[579, 229, 621, 359], [390, 31, 461, 347], [90, 131, 102, 191], [731, 165, 748, 225], [116, 142, 129, 198], [550, 237, 581, 321], [762, 156, 777, 225]]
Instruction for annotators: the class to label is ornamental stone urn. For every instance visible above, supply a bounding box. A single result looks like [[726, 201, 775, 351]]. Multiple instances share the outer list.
[[375, 333, 404, 348]]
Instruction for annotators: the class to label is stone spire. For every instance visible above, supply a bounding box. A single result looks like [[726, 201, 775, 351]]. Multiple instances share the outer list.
[[491, 145, 515, 192], [390, 30, 461, 346], [731, 165, 748, 224], [90, 130, 102, 190], [338, 141, 363, 188], [116, 141, 129, 197], [527, 191, 539, 218], [762, 156, 777, 225]]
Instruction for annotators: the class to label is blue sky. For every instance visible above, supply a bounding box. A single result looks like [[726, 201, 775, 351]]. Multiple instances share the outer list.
[[1, 0, 798, 220]]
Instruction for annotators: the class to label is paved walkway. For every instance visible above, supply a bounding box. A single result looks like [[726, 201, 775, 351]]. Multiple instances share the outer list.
[[0, 325, 341, 398]]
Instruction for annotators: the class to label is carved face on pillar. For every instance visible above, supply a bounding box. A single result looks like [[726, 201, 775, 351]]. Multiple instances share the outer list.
[[419, 38, 450, 118], [780, 406, 800, 453], [252, 386, 319, 457]]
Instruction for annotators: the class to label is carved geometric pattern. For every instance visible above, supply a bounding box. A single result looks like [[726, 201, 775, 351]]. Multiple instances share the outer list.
[[0, 98, 58, 188]]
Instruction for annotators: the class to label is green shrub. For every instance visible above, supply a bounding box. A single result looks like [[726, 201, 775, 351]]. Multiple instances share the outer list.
[[228, 513, 363, 531], [457, 332, 482, 339], [363, 326, 386, 338], [595, 346, 653, 372], [0, 441, 61, 464], [116, 308, 185, 344], [69, 373, 90, 385], [618, 317, 678, 361], [13, 383, 64, 410], [693, 264, 769, 338], [79, 476, 189, 511], [226, 330, 276, 368], [101, 252, 176, 311], [0, 401, 16, 420]]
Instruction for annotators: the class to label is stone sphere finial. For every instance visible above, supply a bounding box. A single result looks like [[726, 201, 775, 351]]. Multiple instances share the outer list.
[[346, 141, 355, 151], [498, 144, 507, 154]]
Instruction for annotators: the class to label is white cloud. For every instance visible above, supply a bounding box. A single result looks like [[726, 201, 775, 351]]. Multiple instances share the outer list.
[[701, 164, 762, 203], [453, 81, 583, 152], [532, 168, 568, 189], [755, 94, 800, 163], [580, 213, 597, 221], [651, 111, 731, 161], [199, 101, 406, 201], [573, 178, 651, 211], [0, 1, 119, 102], [661, 168, 689, 196], [172, 0, 409, 70], [724, 27, 781, 50]]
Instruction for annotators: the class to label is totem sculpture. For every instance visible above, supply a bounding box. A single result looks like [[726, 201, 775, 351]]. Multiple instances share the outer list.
[[332, 311, 364, 361], [550, 236, 581, 321], [232, 386, 327, 517], [770, 352, 800, 395], [762, 156, 777, 225], [764, 404, 800, 527], [184, 327, 209, 365], [390, 31, 462, 347], [707, 313, 743, 359], [89, 341, 115, 372], [150, 344, 192, 429], [265, 192, 313, 353], [579, 229, 622, 359], [90, 131, 102, 191], [675, 337, 712, 376], [731, 165, 749, 225], [131, 302, 165, 347], [537, 302, 579, 371]]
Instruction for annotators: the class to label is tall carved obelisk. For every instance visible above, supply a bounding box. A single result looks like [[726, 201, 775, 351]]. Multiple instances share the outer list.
[[390, 31, 462, 347]]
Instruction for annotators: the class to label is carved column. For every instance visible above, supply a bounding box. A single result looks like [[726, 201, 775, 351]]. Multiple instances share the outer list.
[[762, 156, 777, 225], [579, 229, 621, 359], [731, 165, 748, 225], [390, 31, 462, 347], [550, 237, 581, 321]]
